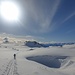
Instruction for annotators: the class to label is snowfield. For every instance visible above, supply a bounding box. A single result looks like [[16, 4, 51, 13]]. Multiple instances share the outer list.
[[0, 42, 75, 75]]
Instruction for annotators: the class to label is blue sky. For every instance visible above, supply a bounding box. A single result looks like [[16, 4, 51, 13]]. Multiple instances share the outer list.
[[0, 0, 75, 42]]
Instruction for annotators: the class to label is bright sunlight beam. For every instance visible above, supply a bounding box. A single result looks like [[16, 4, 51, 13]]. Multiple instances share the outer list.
[[1, 1, 20, 22]]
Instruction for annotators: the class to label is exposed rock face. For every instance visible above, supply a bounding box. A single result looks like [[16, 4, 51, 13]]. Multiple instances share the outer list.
[[3, 37, 9, 43], [25, 41, 42, 47]]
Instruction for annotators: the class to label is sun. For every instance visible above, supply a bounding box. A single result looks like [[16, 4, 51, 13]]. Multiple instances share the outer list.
[[1, 1, 20, 22]]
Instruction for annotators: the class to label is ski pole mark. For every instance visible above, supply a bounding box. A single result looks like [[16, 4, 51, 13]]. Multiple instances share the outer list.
[[2, 59, 19, 75], [13, 60, 19, 75]]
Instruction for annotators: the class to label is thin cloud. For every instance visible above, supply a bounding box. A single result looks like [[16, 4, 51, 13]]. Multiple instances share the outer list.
[[21, 0, 60, 33], [39, 0, 60, 32], [61, 12, 75, 24], [52, 12, 75, 31], [36, 0, 60, 32]]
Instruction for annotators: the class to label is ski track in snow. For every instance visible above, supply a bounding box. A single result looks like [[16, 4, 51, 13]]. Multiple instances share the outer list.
[[2, 59, 19, 75]]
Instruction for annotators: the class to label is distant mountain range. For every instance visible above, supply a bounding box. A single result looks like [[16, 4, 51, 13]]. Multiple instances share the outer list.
[[25, 41, 75, 47]]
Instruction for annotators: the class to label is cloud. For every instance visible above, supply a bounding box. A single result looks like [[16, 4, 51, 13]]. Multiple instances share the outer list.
[[21, 0, 60, 33], [0, 33, 45, 42], [52, 12, 75, 31], [39, 0, 60, 32], [61, 12, 75, 24]]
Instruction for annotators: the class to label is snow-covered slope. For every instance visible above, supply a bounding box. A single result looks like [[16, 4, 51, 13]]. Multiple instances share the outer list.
[[0, 42, 75, 75]]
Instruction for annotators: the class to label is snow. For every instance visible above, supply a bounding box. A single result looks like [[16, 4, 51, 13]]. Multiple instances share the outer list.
[[0, 42, 75, 75]]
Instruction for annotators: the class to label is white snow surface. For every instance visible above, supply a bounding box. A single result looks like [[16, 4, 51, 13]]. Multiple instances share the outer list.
[[0, 43, 75, 75]]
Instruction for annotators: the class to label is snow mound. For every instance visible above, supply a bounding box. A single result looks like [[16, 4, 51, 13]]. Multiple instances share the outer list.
[[26, 55, 69, 68]]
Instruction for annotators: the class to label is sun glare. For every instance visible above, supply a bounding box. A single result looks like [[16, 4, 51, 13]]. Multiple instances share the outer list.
[[1, 1, 20, 22]]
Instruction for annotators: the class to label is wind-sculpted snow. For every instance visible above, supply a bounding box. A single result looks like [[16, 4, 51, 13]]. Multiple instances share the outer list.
[[26, 55, 68, 68]]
